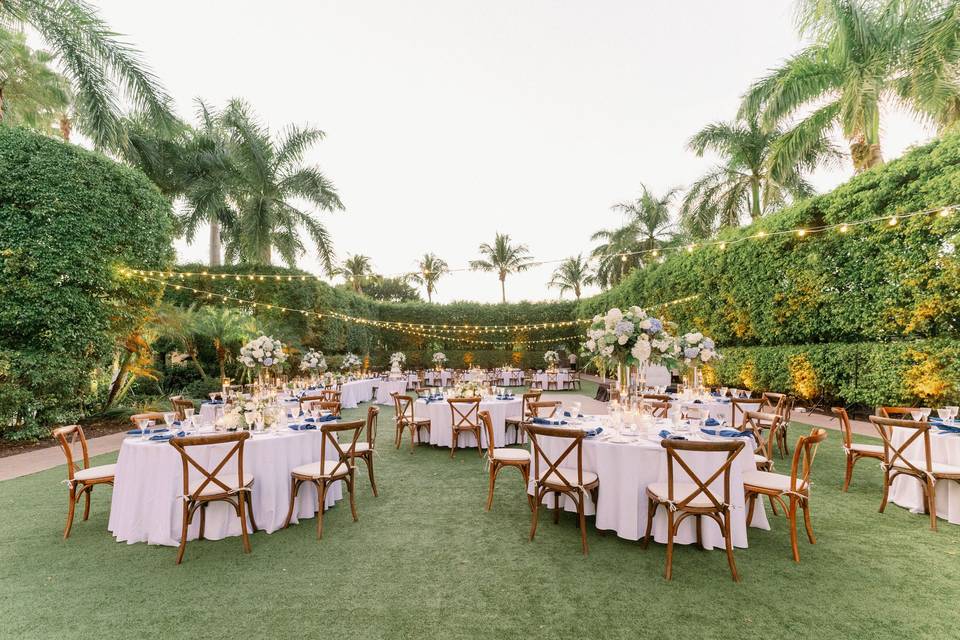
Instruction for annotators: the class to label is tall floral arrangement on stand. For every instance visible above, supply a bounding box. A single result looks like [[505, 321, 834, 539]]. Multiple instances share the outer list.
[[341, 353, 362, 375], [239, 335, 288, 387], [432, 352, 447, 370], [678, 332, 719, 390], [390, 352, 406, 367], [543, 350, 560, 369], [300, 349, 326, 384]]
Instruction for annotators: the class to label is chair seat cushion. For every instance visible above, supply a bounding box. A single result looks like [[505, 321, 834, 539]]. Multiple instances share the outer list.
[[73, 463, 116, 482], [849, 443, 884, 455], [754, 453, 771, 466], [344, 442, 371, 453], [647, 481, 718, 508], [537, 467, 598, 488], [292, 461, 350, 478], [492, 448, 530, 462], [743, 469, 808, 493], [189, 472, 253, 496], [894, 460, 960, 476]]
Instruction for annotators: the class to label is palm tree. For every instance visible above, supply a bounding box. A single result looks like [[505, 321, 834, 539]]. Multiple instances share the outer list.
[[193, 307, 256, 383], [219, 99, 343, 270], [740, 0, 960, 173], [680, 116, 840, 235], [410, 253, 449, 302], [548, 254, 594, 300], [337, 254, 375, 294], [469, 233, 534, 303], [0, 26, 71, 136], [1, 0, 173, 148]]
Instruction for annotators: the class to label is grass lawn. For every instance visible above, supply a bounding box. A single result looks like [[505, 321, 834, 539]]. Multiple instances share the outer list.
[[2, 397, 959, 640]]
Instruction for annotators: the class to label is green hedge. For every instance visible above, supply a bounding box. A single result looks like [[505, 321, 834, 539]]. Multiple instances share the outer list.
[[0, 127, 175, 438]]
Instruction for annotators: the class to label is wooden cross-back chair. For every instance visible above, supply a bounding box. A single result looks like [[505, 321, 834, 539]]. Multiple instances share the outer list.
[[299, 393, 326, 411], [642, 393, 671, 403], [448, 397, 483, 458], [528, 370, 543, 390], [878, 406, 924, 420], [566, 370, 582, 391], [744, 428, 827, 562], [52, 425, 116, 539], [643, 400, 671, 419], [504, 391, 542, 444], [168, 431, 257, 564], [761, 392, 794, 456], [283, 419, 364, 540], [730, 397, 764, 426], [480, 411, 531, 512], [643, 438, 745, 581], [320, 389, 341, 403], [742, 410, 783, 473], [171, 398, 195, 421], [546, 370, 559, 391], [528, 400, 561, 419], [526, 424, 599, 555], [130, 412, 168, 427], [391, 392, 430, 453], [304, 400, 341, 417], [833, 407, 883, 491], [869, 416, 960, 531], [340, 406, 380, 497]]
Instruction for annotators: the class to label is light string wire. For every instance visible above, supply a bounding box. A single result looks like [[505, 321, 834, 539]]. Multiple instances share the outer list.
[[122, 204, 957, 281], [121, 272, 698, 339]]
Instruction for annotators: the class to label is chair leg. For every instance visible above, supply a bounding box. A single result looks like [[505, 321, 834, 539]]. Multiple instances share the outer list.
[[553, 492, 561, 524], [843, 454, 854, 492], [522, 466, 533, 511], [768, 494, 779, 516], [642, 498, 656, 549], [529, 489, 541, 541], [283, 478, 300, 528], [199, 502, 207, 540], [724, 513, 740, 582], [63, 484, 78, 540], [745, 492, 757, 527], [348, 473, 359, 522], [801, 498, 815, 544], [664, 510, 675, 580], [879, 471, 891, 513], [410, 426, 418, 453], [485, 464, 497, 511], [317, 482, 328, 540], [246, 491, 258, 532], [788, 496, 800, 562], [175, 501, 191, 564], [238, 493, 252, 554], [578, 499, 588, 556], [927, 480, 938, 532], [695, 514, 703, 550], [82, 486, 91, 521], [365, 453, 379, 497], [476, 430, 483, 458]]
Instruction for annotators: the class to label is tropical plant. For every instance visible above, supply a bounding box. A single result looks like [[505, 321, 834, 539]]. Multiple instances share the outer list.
[[410, 253, 449, 302], [0, 26, 71, 137], [148, 303, 206, 379], [0, 0, 174, 148], [680, 116, 840, 235], [548, 254, 594, 300], [218, 99, 343, 269], [469, 233, 534, 303], [336, 254, 375, 294], [740, 0, 960, 173], [193, 307, 256, 382], [360, 276, 421, 303]]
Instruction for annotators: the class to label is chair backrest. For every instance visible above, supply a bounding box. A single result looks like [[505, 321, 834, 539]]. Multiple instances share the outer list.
[[526, 423, 587, 491], [169, 431, 250, 499], [731, 397, 765, 424], [305, 400, 341, 416], [130, 412, 167, 426], [52, 425, 89, 481], [547, 370, 558, 382], [171, 398, 195, 421], [529, 400, 561, 418], [365, 406, 379, 447], [479, 410, 497, 458], [320, 419, 365, 476], [761, 392, 787, 414], [520, 391, 540, 419], [868, 416, 933, 476], [642, 393, 671, 402], [742, 410, 782, 460], [659, 437, 745, 511], [831, 407, 854, 449], [300, 393, 325, 408], [878, 406, 923, 420], [448, 397, 481, 429], [320, 389, 341, 402], [787, 428, 828, 491], [392, 392, 414, 423], [644, 400, 671, 418]]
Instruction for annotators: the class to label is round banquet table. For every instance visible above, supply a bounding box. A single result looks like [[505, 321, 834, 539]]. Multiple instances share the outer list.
[[670, 397, 734, 424], [414, 397, 523, 448], [527, 420, 769, 548], [497, 371, 524, 386], [375, 379, 409, 405], [889, 425, 960, 525], [198, 401, 225, 426], [340, 378, 376, 409], [425, 370, 453, 386], [533, 371, 571, 389], [108, 428, 343, 546]]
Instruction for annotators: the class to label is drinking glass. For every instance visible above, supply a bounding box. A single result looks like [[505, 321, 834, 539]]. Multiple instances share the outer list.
[[937, 407, 950, 421], [163, 412, 176, 429], [185, 407, 195, 421], [948, 406, 959, 421], [920, 408, 932, 421], [910, 409, 923, 421]]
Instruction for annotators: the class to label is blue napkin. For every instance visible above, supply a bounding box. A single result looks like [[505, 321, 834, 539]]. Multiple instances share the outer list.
[[658, 430, 687, 440], [318, 414, 338, 422], [532, 417, 568, 425], [701, 428, 754, 439], [583, 426, 603, 437], [203, 400, 223, 405], [933, 422, 960, 434], [127, 427, 168, 436], [693, 399, 703, 404], [563, 411, 585, 418], [710, 392, 721, 397], [288, 423, 317, 431], [150, 431, 185, 441], [704, 418, 719, 427]]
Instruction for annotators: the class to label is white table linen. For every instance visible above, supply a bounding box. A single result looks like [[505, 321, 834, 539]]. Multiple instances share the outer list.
[[108, 428, 343, 546], [496, 371, 525, 386], [425, 370, 453, 386], [889, 426, 960, 525], [527, 422, 769, 548], [670, 397, 734, 423], [198, 401, 225, 426], [533, 371, 571, 388], [340, 379, 376, 409], [414, 398, 523, 448], [375, 379, 409, 405]]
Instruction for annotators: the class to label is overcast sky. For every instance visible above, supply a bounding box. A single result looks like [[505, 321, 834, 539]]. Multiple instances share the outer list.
[[94, 0, 938, 303]]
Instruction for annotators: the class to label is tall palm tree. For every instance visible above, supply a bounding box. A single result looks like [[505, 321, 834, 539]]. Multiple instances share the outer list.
[[740, 0, 959, 173], [410, 253, 449, 303], [548, 254, 594, 300], [1, 0, 173, 148], [337, 254, 375, 294], [193, 307, 256, 383], [219, 99, 343, 270], [0, 26, 71, 136], [680, 116, 840, 235], [469, 233, 534, 303]]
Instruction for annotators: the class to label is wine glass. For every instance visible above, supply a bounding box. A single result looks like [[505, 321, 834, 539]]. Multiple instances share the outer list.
[[947, 406, 959, 422], [910, 409, 923, 421], [920, 407, 932, 421], [185, 407, 195, 423], [163, 412, 176, 430]]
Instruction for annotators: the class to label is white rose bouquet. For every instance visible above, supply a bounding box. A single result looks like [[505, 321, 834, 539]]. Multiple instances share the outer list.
[[390, 352, 407, 366], [581, 306, 679, 369], [341, 353, 362, 372], [432, 352, 447, 369], [452, 381, 483, 398], [543, 350, 559, 367], [240, 335, 288, 369], [300, 349, 327, 372]]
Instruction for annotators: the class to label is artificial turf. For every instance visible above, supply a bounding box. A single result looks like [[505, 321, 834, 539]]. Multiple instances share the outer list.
[[1, 393, 958, 640]]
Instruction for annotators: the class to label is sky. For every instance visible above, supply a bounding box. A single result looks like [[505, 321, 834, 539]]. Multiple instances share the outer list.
[[91, 0, 939, 303]]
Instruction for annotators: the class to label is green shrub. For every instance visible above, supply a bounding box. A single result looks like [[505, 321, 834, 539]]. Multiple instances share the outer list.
[[0, 127, 174, 437], [181, 377, 223, 401]]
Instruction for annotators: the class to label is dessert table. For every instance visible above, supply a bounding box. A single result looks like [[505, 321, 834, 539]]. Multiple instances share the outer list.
[[527, 417, 769, 548], [108, 427, 344, 546], [889, 424, 960, 525], [340, 378, 377, 408], [375, 379, 409, 405], [414, 397, 523, 448]]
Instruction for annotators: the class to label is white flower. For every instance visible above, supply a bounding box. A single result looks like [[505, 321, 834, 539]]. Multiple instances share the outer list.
[[631, 339, 651, 362], [585, 339, 596, 351]]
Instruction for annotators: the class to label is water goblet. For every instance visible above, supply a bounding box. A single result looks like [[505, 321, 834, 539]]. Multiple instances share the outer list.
[[920, 408, 932, 421], [185, 407, 195, 422], [163, 412, 176, 429], [910, 409, 923, 421]]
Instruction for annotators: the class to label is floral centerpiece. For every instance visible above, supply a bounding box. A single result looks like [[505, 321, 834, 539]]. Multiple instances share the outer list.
[[300, 349, 327, 372], [239, 335, 288, 387], [432, 352, 447, 370], [389, 352, 406, 380], [452, 381, 483, 398], [543, 350, 560, 369], [216, 398, 275, 431], [341, 353, 362, 375], [678, 332, 719, 390]]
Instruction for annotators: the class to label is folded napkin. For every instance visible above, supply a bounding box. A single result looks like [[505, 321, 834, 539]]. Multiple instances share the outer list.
[[658, 430, 687, 440], [932, 422, 960, 434], [288, 423, 317, 431], [563, 411, 585, 418], [704, 418, 720, 427], [203, 400, 223, 405], [701, 428, 754, 439], [693, 399, 703, 404], [532, 417, 568, 426], [582, 425, 603, 437], [710, 392, 721, 397], [127, 427, 168, 436], [317, 414, 338, 422], [150, 431, 185, 441], [496, 395, 516, 401]]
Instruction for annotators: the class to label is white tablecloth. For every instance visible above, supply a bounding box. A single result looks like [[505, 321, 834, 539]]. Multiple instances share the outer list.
[[414, 398, 523, 448], [671, 397, 734, 423], [340, 379, 376, 408], [198, 401, 224, 426], [527, 423, 769, 548], [424, 370, 453, 386], [375, 380, 409, 405], [108, 429, 344, 546], [533, 372, 571, 388], [496, 371, 525, 385], [889, 426, 960, 525]]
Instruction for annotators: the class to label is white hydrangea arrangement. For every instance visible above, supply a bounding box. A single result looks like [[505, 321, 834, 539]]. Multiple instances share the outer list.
[[239, 335, 288, 369], [341, 353, 362, 372], [679, 332, 719, 366], [452, 381, 483, 398], [390, 352, 406, 366], [432, 352, 447, 368], [543, 350, 560, 366], [581, 306, 680, 369], [300, 349, 327, 372]]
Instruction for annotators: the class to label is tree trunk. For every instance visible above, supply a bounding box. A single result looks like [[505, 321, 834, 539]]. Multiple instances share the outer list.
[[500, 275, 506, 303], [750, 174, 761, 220], [209, 217, 222, 266], [58, 115, 72, 142], [0, 87, 5, 123], [850, 137, 884, 173], [259, 244, 272, 265], [427, 285, 433, 303]]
